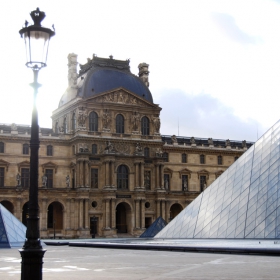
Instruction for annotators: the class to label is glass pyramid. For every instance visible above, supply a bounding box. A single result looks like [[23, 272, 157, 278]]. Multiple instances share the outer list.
[[140, 216, 167, 238], [156, 119, 280, 239], [0, 203, 26, 248]]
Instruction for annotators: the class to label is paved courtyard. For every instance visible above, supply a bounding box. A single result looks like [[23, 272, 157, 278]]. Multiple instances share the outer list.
[[1, 246, 280, 279]]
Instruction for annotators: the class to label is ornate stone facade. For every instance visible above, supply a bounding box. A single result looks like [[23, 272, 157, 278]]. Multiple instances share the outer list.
[[0, 55, 253, 238]]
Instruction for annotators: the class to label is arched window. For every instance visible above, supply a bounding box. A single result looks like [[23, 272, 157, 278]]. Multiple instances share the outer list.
[[47, 145, 53, 156], [218, 155, 222, 165], [63, 117, 67, 133], [72, 113, 76, 131], [89, 111, 98, 132], [141, 116, 149, 135], [0, 142, 4, 153], [200, 154, 205, 164], [116, 114, 124, 134], [92, 144, 97, 155], [117, 165, 128, 189], [23, 144, 29, 155], [182, 153, 187, 163], [144, 147, 150, 157]]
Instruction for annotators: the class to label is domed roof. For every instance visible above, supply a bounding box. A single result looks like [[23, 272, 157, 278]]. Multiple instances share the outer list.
[[77, 56, 153, 103]]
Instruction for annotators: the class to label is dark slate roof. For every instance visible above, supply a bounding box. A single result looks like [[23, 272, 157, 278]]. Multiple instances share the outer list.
[[161, 135, 254, 149], [77, 56, 153, 103]]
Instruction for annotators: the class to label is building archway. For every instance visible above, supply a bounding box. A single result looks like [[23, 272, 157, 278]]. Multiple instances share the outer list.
[[22, 202, 29, 226], [0, 200, 14, 214], [170, 203, 183, 221], [116, 202, 132, 233], [47, 202, 63, 230]]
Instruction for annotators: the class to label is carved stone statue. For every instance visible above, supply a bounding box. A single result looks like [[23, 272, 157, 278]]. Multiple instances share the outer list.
[[66, 175, 70, 188], [16, 173, 21, 187], [131, 112, 140, 131], [42, 174, 47, 187], [102, 110, 111, 129], [105, 141, 114, 152], [78, 110, 87, 127], [11, 123, 17, 131], [190, 137, 196, 144], [67, 53, 78, 87], [242, 140, 247, 148], [171, 135, 177, 144], [79, 144, 89, 153], [183, 178, 188, 191], [135, 142, 143, 154], [208, 138, 213, 145], [152, 116, 161, 133], [155, 148, 163, 157], [226, 139, 231, 147]]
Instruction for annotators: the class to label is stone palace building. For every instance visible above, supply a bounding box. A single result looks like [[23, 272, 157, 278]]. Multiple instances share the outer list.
[[0, 54, 253, 238]]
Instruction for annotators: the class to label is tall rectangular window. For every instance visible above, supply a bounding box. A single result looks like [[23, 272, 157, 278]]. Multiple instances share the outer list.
[[91, 168, 98, 188], [0, 142, 4, 153], [46, 169, 53, 188], [200, 154, 205, 164], [182, 153, 187, 163], [200, 175, 207, 192], [47, 145, 53, 156], [21, 168, 30, 188], [0, 167, 4, 187], [144, 171, 151, 190], [182, 175, 188, 191], [218, 155, 222, 165], [23, 144, 29, 155]]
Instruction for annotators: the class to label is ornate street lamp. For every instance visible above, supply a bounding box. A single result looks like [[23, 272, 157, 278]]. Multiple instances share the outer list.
[[18, 8, 55, 280]]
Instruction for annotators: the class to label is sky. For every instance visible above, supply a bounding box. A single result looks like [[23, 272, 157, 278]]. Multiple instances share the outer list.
[[1, 0, 280, 142]]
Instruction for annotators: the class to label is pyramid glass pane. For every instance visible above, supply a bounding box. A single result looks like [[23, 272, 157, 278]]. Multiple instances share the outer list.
[[0, 204, 27, 248], [156, 119, 280, 239], [140, 216, 166, 238]]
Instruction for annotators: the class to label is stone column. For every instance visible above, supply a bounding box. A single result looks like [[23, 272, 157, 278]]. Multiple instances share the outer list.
[[111, 199, 116, 229], [80, 161, 84, 187], [161, 200, 166, 221], [160, 164, 164, 188], [111, 162, 116, 187], [79, 199, 83, 228], [41, 198, 47, 231], [16, 197, 22, 221], [155, 164, 159, 188], [85, 161, 89, 187], [76, 161, 80, 187], [134, 163, 139, 188], [135, 199, 140, 228], [63, 209, 67, 232], [105, 199, 110, 229], [66, 199, 71, 230], [140, 162, 144, 188], [105, 161, 109, 186], [156, 200, 161, 218], [141, 200, 145, 228], [84, 199, 89, 229]]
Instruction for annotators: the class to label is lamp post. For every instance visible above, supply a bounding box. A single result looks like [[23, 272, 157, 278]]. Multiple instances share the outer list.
[[18, 8, 55, 280]]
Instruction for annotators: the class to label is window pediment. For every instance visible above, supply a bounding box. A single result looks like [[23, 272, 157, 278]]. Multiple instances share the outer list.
[[17, 160, 30, 171], [197, 169, 209, 179], [0, 159, 10, 171], [163, 167, 173, 178], [179, 168, 192, 178], [42, 161, 58, 173]]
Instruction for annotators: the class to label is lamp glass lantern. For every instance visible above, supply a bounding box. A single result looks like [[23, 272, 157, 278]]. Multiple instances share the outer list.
[[19, 8, 55, 69]]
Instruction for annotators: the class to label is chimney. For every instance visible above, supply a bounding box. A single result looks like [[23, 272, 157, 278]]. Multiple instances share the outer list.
[[138, 63, 149, 87], [67, 53, 78, 87]]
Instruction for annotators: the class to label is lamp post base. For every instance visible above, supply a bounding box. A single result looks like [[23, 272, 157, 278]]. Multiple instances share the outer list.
[[19, 248, 46, 280]]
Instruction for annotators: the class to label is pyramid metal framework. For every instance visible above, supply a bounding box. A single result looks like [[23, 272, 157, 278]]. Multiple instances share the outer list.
[[156, 120, 280, 239], [140, 216, 167, 238], [0, 203, 26, 248]]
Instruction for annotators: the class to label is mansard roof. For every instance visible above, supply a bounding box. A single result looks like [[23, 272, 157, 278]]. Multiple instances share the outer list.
[[76, 55, 153, 103]]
